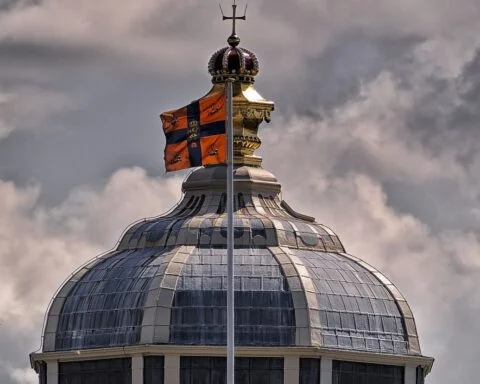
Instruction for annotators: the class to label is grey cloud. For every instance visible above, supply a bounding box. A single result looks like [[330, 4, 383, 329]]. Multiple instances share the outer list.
[[305, 33, 424, 110], [0, 330, 39, 384], [0, 70, 204, 205], [0, 85, 73, 143], [0, 0, 476, 78], [384, 180, 480, 233], [459, 49, 480, 102], [448, 49, 480, 157], [263, 32, 424, 116], [0, 38, 104, 66], [0, 0, 26, 12]]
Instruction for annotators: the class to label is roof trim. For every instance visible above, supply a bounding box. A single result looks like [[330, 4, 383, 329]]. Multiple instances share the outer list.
[[140, 246, 194, 344], [30, 344, 434, 374]]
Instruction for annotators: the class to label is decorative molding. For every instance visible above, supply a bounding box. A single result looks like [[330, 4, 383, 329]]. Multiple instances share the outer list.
[[239, 107, 271, 122], [31, 345, 435, 373]]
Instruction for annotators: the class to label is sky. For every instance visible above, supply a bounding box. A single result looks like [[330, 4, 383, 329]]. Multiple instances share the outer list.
[[0, 0, 479, 382]]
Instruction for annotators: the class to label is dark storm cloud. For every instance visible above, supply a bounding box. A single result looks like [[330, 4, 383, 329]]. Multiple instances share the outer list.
[[0, 0, 16, 11], [284, 33, 425, 114], [0, 70, 206, 205], [402, 50, 479, 146], [459, 48, 480, 99], [449, 49, 480, 149], [0, 39, 103, 66], [0, 0, 30, 12], [0, 329, 42, 383]]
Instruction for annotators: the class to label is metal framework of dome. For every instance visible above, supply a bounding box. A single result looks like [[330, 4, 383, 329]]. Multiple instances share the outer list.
[[43, 166, 422, 356]]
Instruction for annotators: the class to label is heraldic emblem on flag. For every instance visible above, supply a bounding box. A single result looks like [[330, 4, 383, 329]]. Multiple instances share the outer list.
[[160, 91, 227, 172]]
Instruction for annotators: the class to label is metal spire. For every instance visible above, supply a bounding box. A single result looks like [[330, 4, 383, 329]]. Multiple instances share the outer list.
[[220, 1, 247, 46]]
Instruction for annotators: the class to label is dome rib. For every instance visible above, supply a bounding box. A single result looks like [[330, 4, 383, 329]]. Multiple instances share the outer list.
[[140, 246, 194, 344]]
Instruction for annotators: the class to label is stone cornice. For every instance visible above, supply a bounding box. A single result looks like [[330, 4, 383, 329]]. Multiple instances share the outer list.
[[31, 345, 434, 374]]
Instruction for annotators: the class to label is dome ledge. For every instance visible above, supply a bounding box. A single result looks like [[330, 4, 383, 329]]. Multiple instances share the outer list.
[[182, 165, 281, 194]]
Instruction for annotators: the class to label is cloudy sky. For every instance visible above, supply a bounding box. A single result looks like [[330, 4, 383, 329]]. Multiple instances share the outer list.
[[1, 0, 480, 382]]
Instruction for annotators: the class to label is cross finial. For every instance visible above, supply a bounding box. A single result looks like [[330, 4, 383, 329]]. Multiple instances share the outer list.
[[219, 1, 247, 46]]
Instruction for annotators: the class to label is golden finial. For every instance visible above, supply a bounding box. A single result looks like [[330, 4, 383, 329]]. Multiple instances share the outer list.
[[219, 1, 247, 47]]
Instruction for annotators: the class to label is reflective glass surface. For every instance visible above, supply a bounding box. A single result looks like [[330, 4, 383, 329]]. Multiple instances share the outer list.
[[332, 361, 404, 384], [56, 248, 170, 350], [299, 358, 320, 384], [171, 248, 295, 345], [58, 358, 131, 384], [144, 356, 165, 384], [180, 357, 283, 384], [292, 250, 408, 354]]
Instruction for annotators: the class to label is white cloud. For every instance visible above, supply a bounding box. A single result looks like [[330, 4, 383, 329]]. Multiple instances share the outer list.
[[7, 366, 36, 384], [0, 361, 37, 384], [265, 70, 462, 191], [46, 167, 183, 247]]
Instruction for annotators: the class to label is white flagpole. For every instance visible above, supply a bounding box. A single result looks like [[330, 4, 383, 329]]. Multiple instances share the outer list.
[[226, 78, 235, 384]]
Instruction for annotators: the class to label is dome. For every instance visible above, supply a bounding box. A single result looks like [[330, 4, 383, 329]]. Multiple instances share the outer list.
[[43, 166, 421, 357], [208, 38, 259, 84], [32, 9, 433, 383]]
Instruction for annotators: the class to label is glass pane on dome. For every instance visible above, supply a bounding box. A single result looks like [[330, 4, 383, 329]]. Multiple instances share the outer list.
[[171, 248, 295, 346], [290, 250, 408, 354], [55, 248, 173, 350]]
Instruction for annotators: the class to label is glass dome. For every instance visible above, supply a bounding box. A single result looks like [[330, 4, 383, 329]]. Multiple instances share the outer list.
[[43, 166, 421, 357]]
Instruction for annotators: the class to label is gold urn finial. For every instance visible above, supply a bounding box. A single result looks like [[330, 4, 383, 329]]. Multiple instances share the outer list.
[[205, 2, 274, 167]]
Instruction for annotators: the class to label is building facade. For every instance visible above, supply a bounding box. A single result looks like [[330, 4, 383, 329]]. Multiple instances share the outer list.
[[30, 16, 434, 384]]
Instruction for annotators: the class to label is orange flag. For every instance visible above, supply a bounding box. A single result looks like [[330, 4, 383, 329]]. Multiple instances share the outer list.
[[160, 91, 227, 172]]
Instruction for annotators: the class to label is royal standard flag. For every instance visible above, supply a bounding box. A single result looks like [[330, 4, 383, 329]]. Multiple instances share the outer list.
[[160, 91, 227, 172]]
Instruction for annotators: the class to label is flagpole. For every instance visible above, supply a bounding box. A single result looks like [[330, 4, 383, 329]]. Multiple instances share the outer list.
[[226, 77, 235, 384]]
